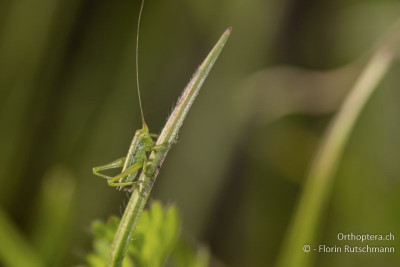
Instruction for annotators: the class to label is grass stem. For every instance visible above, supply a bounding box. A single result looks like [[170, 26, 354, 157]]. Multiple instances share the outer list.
[[276, 31, 395, 267], [107, 27, 231, 267]]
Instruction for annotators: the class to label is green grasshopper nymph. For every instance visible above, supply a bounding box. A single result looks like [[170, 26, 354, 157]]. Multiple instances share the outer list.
[[92, 0, 165, 189]]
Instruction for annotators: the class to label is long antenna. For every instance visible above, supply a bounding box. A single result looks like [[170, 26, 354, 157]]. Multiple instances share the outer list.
[[136, 0, 145, 126]]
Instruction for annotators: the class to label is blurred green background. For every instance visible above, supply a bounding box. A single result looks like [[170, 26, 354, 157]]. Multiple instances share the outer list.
[[0, 0, 399, 266]]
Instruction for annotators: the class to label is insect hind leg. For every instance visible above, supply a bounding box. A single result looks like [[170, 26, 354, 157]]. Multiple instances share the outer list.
[[92, 157, 126, 179], [107, 161, 144, 186]]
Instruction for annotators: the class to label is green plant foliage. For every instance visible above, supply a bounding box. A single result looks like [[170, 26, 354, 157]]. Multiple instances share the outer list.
[[129, 202, 180, 267], [169, 240, 210, 267], [84, 202, 186, 267], [86, 217, 128, 267]]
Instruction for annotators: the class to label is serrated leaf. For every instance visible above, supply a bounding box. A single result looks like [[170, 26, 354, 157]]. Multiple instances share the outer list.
[[84, 202, 181, 267], [131, 202, 180, 267]]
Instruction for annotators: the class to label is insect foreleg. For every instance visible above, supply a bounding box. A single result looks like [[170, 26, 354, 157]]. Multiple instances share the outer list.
[[151, 143, 168, 152], [92, 157, 126, 179]]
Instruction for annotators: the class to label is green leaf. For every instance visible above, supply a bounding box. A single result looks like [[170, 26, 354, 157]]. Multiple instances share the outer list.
[[130, 202, 180, 267], [276, 21, 397, 267], [84, 202, 181, 267]]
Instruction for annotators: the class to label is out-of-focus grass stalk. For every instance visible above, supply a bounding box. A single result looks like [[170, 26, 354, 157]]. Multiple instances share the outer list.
[[30, 166, 76, 266], [276, 27, 397, 267], [0, 209, 44, 267], [107, 27, 231, 267], [0, 0, 59, 203]]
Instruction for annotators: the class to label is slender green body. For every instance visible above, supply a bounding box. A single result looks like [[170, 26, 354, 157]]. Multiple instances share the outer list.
[[92, 0, 156, 189], [92, 124, 156, 188], [121, 124, 154, 183]]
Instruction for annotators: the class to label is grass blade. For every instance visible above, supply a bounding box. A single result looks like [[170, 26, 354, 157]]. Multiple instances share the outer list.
[[30, 166, 76, 266], [0, 209, 44, 267], [275, 24, 397, 267], [107, 27, 232, 267]]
